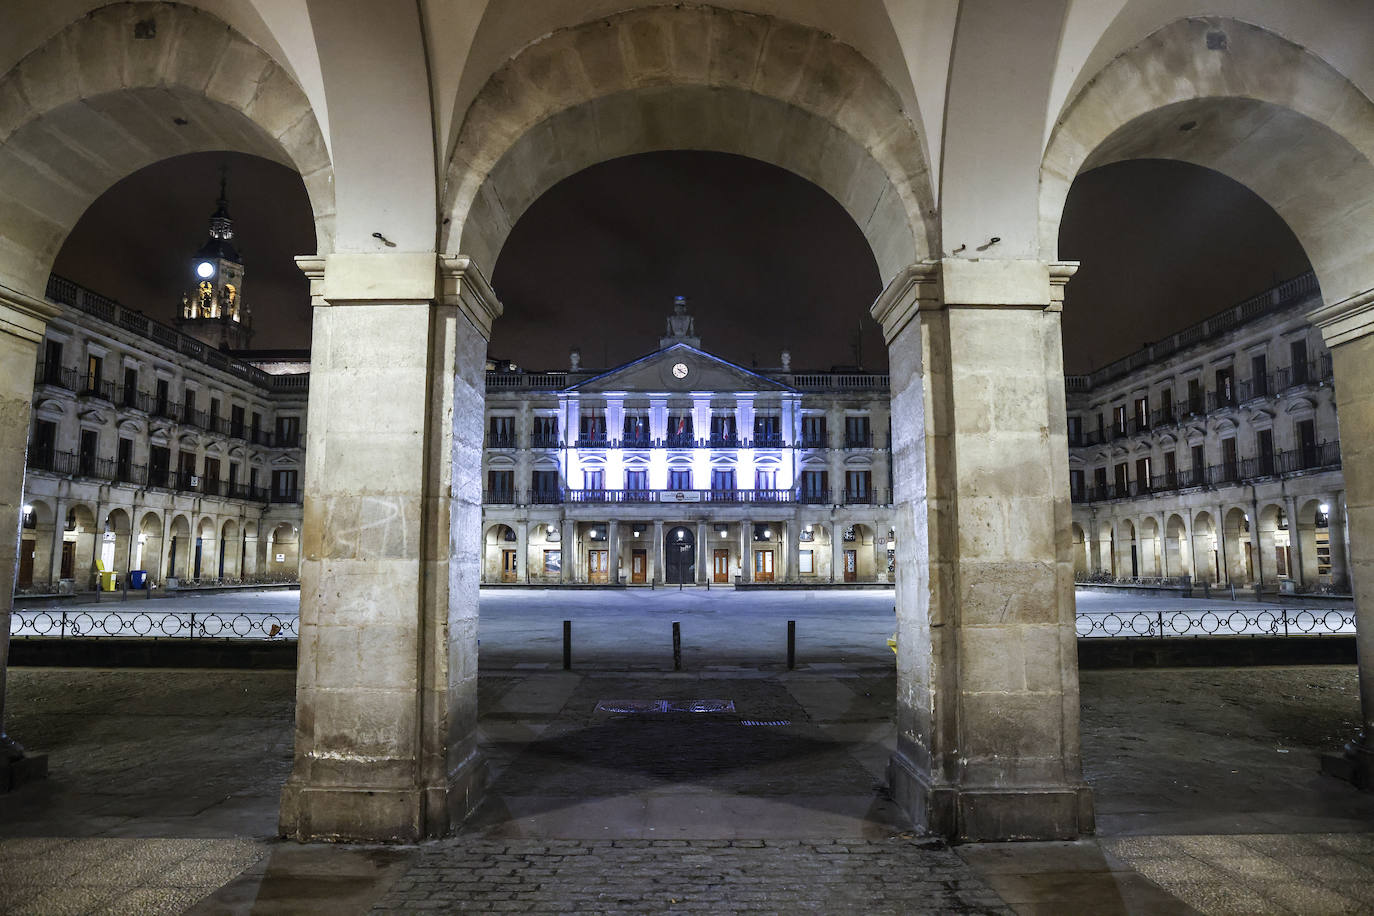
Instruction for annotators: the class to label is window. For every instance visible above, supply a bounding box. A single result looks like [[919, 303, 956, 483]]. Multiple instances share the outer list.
[[1257, 429, 1275, 475], [1221, 437, 1238, 481], [1290, 339, 1309, 384], [1191, 444, 1205, 475], [844, 415, 871, 448], [755, 468, 777, 491], [1070, 469, 1084, 500], [533, 416, 559, 446], [1296, 419, 1318, 468], [1067, 415, 1082, 447], [802, 415, 826, 447], [209, 397, 221, 427], [1215, 367, 1235, 406], [183, 389, 197, 425], [1159, 388, 1173, 422], [1164, 451, 1177, 485], [623, 414, 650, 445], [148, 446, 170, 487], [275, 415, 301, 447], [1113, 405, 1127, 436], [1187, 378, 1203, 414], [1250, 353, 1268, 398], [487, 469, 515, 500], [79, 429, 99, 477], [177, 450, 197, 490], [583, 468, 604, 491], [531, 469, 560, 501], [203, 457, 221, 489], [488, 415, 515, 447], [228, 462, 239, 493], [117, 437, 134, 482], [845, 470, 872, 503], [231, 404, 245, 439], [754, 414, 781, 446], [579, 413, 607, 444], [42, 339, 62, 385], [271, 469, 299, 501], [123, 366, 138, 408], [668, 414, 693, 444], [625, 469, 648, 491], [801, 470, 829, 502], [250, 411, 262, 442], [85, 354, 103, 394], [1113, 462, 1128, 495], [1093, 466, 1107, 495], [668, 468, 693, 490], [1133, 397, 1148, 430], [248, 466, 259, 492], [1135, 457, 1151, 493], [32, 420, 56, 469], [709, 468, 736, 492], [710, 415, 737, 445]]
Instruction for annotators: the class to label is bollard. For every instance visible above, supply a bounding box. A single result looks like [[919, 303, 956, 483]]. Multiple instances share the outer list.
[[787, 619, 796, 670], [672, 620, 682, 671], [563, 619, 572, 670]]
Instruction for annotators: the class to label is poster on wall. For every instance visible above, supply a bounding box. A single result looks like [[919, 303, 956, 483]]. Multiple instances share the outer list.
[[544, 549, 561, 574], [799, 549, 814, 574]]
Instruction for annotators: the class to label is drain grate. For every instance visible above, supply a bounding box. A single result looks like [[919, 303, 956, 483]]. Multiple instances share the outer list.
[[740, 720, 791, 727], [596, 699, 736, 715]]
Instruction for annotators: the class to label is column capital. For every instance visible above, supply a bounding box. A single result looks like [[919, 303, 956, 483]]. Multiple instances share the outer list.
[[438, 255, 503, 340], [1307, 287, 1374, 348], [0, 282, 59, 345], [871, 260, 1079, 342]]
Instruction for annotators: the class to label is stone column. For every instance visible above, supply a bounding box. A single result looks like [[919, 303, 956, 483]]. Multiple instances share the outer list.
[[695, 519, 707, 584], [607, 519, 620, 585], [873, 260, 1092, 841], [1213, 505, 1227, 586], [1286, 495, 1305, 588], [740, 518, 753, 582], [0, 286, 56, 791], [653, 519, 665, 585], [1330, 494, 1350, 592], [515, 520, 528, 583], [47, 497, 65, 587], [559, 512, 571, 584], [1087, 511, 1101, 575], [279, 254, 499, 842], [1309, 294, 1374, 785], [831, 524, 843, 583], [785, 521, 799, 583]]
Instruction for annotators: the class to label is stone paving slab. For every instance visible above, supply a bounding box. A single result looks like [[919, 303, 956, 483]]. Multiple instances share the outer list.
[[0, 837, 267, 915], [369, 837, 1012, 915]]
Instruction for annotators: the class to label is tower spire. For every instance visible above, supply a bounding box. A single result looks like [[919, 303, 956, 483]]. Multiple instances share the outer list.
[[209, 163, 233, 241]]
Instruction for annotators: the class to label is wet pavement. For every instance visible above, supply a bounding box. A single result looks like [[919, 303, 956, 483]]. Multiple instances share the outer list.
[[2, 586, 1373, 913]]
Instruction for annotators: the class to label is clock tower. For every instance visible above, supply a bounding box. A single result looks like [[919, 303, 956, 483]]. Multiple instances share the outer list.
[[179, 167, 253, 350]]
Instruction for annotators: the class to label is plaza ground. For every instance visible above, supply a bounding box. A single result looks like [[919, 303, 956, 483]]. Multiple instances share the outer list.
[[1, 587, 1372, 913]]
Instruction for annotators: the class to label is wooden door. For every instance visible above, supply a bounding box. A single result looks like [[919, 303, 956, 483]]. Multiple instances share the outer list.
[[754, 549, 774, 582], [713, 549, 729, 583], [631, 549, 647, 584], [843, 549, 857, 582], [589, 549, 609, 584], [501, 549, 518, 582], [61, 540, 75, 579], [17, 539, 34, 588]]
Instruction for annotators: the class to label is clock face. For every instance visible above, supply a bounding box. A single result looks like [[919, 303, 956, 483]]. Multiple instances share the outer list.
[[195, 261, 215, 279], [672, 362, 689, 379]]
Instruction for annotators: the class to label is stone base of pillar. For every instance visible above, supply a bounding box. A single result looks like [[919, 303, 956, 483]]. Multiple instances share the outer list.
[[278, 748, 487, 843], [888, 749, 1094, 843], [0, 750, 48, 793], [1320, 735, 1374, 790]]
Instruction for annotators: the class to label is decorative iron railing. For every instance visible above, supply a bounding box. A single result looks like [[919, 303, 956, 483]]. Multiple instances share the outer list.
[[1075, 607, 1355, 638], [10, 609, 299, 639]]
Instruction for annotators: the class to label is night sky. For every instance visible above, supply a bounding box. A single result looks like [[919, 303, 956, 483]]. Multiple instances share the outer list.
[[53, 151, 1310, 375]]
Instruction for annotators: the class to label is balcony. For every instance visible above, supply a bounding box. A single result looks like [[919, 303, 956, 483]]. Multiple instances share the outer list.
[[708, 434, 740, 448], [27, 449, 275, 503], [800, 434, 828, 449], [752, 433, 784, 448], [576, 436, 610, 449], [1074, 442, 1342, 504], [483, 489, 517, 505], [843, 432, 873, 449], [486, 433, 517, 449], [531, 433, 562, 448]]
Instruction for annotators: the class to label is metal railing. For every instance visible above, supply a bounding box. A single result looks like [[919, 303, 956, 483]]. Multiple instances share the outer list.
[[1076, 606, 1354, 638], [489, 487, 895, 506], [1075, 442, 1341, 503], [26, 449, 286, 503], [11, 608, 299, 639]]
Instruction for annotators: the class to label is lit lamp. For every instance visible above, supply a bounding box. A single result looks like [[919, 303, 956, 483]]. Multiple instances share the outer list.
[[195, 260, 215, 279]]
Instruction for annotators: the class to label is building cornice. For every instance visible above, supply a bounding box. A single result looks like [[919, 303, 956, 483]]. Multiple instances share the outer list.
[[0, 282, 59, 345], [1307, 287, 1374, 349]]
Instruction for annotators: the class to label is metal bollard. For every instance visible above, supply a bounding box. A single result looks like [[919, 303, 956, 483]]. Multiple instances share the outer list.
[[672, 621, 682, 671], [563, 619, 572, 670], [787, 619, 796, 670]]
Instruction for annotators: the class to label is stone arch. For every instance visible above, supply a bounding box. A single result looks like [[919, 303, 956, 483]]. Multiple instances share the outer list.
[[1070, 522, 1088, 577], [167, 513, 191, 580], [220, 518, 241, 579], [1041, 17, 1374, 307], [135, 510, 162, 583], [442, 4, 934, 283], [266, 521, 299, 579], [0, 1, 334, 297], [1165, 512, 1189, 580]]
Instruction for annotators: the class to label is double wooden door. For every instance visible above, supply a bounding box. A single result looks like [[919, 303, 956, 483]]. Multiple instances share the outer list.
[[713, 549, 729, 583], [631, 549, 647, 584], [588, 549, 609, 583]]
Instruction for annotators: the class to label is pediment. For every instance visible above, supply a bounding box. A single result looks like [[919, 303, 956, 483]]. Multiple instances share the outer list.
[[568, 344, 794, 395], [77, 407, 108, 424], [1284, 396, 1317, 414]]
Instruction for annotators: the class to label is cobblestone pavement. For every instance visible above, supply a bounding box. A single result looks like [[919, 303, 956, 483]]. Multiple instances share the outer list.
[[369, 837, 1011, 915]]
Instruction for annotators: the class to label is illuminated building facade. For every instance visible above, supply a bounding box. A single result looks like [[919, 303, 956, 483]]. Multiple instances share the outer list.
[[1067, 272, 1350, 593], [480, 300, 896, 585]]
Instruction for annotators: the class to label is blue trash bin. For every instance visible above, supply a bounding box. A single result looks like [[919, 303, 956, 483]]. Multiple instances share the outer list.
[[129, 570, 147, 589]]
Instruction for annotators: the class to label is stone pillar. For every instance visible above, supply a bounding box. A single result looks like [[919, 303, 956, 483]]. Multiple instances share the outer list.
[[0, 286, 56, 791], [653, 519, 665, 584], [873, 260, 1092, 842], [785, 521, 799, 583], [279, 254, 499, 842], [1087, 512, 1101, 575], [608, 519, 620, 585], [740, 518, 753, 582], [831, 523, 844, 583], [559, 513, 571, 584], [1310, 294, 1374, 785], [47, 497, 65, 587], [1213, 505, 1227, 586], [1330, 494, 1350, 592], [1286, 495, 1305, 588], [695, 519, 707, 584], [515, 520, 528, 583]]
